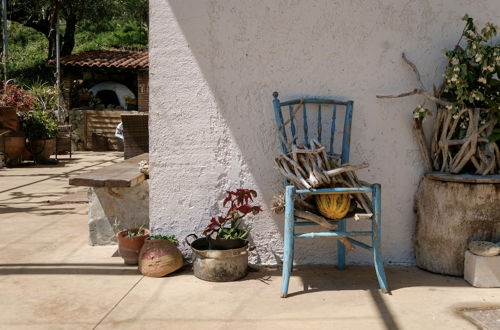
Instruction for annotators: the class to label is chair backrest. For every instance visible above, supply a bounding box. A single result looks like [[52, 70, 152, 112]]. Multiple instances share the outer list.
[[121, 114, 149, 159], [272, 91, 353, 164]]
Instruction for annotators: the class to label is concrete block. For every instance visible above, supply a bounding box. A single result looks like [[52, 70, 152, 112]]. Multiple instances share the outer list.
[[464, 250, 500, 288], [88, 180, 149, 245]]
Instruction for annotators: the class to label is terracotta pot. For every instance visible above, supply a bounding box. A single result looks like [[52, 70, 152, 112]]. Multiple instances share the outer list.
[[3, 135, 25, 166], [138, 239, 183, 277], [31, 139, 55, 162], [116, 229, 150, 265], [0, 106, 21, 132]]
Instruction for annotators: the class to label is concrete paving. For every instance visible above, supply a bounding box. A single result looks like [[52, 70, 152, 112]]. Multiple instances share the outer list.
[[0, 152, 499, 329]]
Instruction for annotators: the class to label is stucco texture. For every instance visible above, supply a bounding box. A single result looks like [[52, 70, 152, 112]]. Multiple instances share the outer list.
[[149, 0, 500, 265]]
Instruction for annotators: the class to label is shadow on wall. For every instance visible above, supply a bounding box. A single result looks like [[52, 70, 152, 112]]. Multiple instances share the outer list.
[[157, 1, 499, 264], [163, 1, 370, 264]]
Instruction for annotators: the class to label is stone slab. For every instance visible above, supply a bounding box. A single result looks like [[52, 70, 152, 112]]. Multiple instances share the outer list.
[[69, 153, 148, 187], [88, 180, 149, 245], [464, 250, 500, 288]]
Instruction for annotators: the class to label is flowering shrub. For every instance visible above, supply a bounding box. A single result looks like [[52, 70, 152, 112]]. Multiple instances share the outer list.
[[0, 82, 36, 111], [203, 189, 262, 240], [442, 15, 499, 114]]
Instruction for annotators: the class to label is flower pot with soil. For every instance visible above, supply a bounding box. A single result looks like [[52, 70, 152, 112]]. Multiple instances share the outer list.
[[117, 227, 150, 265], [186, 189, 262, 282], [138, 235, 183, 277]]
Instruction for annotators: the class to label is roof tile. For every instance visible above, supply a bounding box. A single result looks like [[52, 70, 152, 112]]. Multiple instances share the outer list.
[[59, 50, 148, 69]]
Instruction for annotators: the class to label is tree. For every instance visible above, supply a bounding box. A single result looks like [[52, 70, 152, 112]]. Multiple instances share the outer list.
[[7, 0, 124, 58]]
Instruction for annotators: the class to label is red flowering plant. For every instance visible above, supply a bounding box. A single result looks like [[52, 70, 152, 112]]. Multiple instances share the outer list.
[[203, 189, 262, 240], [0, 82, 36, 112]]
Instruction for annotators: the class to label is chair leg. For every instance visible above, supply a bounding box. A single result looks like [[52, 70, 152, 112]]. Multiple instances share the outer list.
[[337, 219, 346, 270], [372, 184, 389, 293], [281, 185, 295, 298]]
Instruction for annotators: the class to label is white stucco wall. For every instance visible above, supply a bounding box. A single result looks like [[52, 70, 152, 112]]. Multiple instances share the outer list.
[[149, 0, 499, 265]]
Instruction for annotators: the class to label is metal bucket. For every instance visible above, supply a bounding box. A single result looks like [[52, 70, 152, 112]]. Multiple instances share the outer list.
[[186, 234, 248, 282]]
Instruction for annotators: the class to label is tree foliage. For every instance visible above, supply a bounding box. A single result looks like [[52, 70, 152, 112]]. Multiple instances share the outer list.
[[6, 0, 148, 58]]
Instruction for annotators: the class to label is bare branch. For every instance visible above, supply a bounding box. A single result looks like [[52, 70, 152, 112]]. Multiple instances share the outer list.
[[402, 53, 425, 90], [376, 89, 449, 107]]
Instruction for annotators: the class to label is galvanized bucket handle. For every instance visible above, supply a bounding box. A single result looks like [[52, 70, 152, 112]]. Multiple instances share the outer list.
[[184, 233, 198, 247]]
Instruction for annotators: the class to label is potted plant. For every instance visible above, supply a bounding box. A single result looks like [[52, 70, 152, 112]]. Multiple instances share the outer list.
[[0, 83, 36, 166], [20, 110, 58, 163], [116, 226, 150, 265], [377, 14, 500, 276], [138, 234, 183, 277], [186, 188, 262, 282]]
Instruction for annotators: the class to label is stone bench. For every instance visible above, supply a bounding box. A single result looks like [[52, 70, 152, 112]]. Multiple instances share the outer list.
[[69, 153, 149, 245]]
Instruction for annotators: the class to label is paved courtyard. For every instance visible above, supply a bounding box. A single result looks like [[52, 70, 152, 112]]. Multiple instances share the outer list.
[[0, 152, 498, 329]]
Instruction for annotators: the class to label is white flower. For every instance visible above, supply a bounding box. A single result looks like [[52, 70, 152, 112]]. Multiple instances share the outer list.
[[475, 54, 483, 63], [451, 57, 460, 65], [451, 75, 458, 82], [478, 77, 487, 84], [453, 114, 459, 120], [472, 44, 477, 50], [487, 65, 494, 72], [413, 112, 420, 119], [446, 105, 453, 111], [453, 67, 460, 72]]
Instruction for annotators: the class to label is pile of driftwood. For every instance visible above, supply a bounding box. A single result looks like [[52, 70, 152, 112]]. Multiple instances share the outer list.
[[431, 108, 499, 175], [377, 53, 499, 175], [273, 140, 374, 250]]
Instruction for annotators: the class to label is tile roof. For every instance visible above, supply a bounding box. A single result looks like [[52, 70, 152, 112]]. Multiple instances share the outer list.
[[59, 50, 148, 69]]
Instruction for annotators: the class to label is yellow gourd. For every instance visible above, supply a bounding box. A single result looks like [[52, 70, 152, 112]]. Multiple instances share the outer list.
[[315, 190, 351, 220]]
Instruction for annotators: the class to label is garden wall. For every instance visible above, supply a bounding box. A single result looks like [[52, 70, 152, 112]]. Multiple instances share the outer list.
[[149, 0, 499, 265]]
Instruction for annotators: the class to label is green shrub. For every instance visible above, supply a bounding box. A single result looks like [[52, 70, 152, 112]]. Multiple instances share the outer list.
[[21, 110, 58, 140]]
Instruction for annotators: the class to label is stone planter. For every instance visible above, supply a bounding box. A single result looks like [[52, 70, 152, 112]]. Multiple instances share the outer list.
[[415, 173, 500, 276], [138, 239, 183, 277], [117, 229, 150, 265], [186, 235, 248, 282]]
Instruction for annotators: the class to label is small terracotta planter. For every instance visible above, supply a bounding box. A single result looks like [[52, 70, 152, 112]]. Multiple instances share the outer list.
[[116, 229, 150, 265], [138, 239, 183, 277]]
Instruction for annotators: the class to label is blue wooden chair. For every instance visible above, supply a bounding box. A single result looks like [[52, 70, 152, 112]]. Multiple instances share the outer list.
[[272, 91, 389, 297]]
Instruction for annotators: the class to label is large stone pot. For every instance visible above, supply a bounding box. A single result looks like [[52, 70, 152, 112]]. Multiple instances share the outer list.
[[415, 173, 500, 276], [186, 234, 248, 282], [31, 138, 55, 163]]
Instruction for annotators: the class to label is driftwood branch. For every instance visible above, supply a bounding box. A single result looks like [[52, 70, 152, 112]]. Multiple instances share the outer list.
[[376, 88, 449, 107], [402, 52, 425, 91], [413, 119, 432, 171], [294, 209, 354, 250], [325, 163, 369, 177]]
